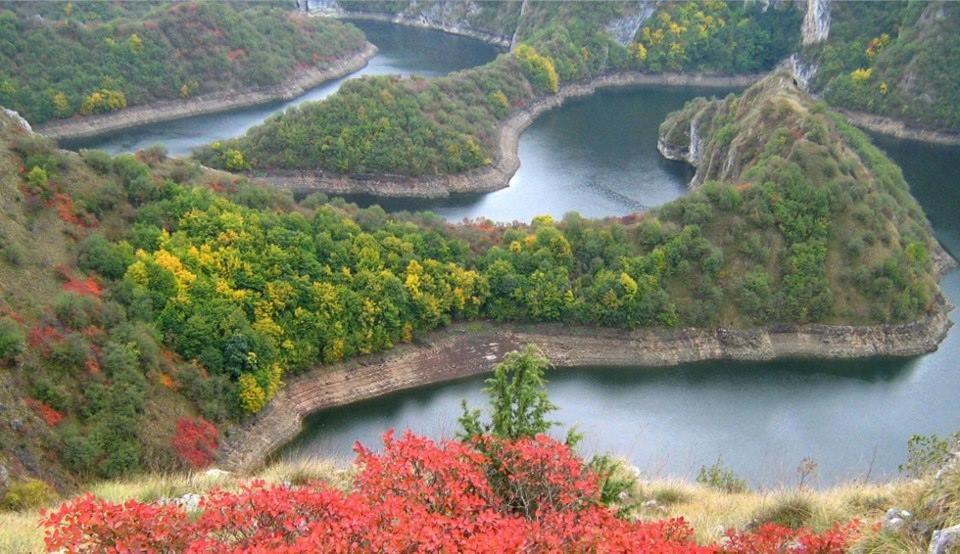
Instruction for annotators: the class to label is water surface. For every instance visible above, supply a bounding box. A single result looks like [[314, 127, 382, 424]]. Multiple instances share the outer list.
[[63, 20, 499, 155], [355, 86, 738, 222]]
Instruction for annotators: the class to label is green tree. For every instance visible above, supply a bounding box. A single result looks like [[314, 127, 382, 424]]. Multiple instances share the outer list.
[[459, 344, 557, 440]]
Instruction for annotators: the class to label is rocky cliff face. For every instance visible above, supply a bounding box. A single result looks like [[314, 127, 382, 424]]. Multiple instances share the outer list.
[[604, 1, 656, 46], [801, 0, 830, 45], [312, 0, 518, 48]]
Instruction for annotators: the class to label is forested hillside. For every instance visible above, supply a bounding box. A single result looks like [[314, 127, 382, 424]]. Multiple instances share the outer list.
[[0, 1, 366, 125], [0, 61, 942, 493], [197, 0, 802, 176], [801, 0, 960, 132]]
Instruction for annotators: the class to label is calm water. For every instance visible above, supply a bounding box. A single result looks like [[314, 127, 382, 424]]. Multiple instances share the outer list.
[[283, 114, 960, 487], [63, 20, 500, 155], [353, 87, 727, 222]]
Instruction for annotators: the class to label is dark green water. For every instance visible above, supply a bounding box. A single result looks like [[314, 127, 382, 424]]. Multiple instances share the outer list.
[[284, 107, 960, 487], [353, 86, 731, 222], [63, 20, 499, 156]]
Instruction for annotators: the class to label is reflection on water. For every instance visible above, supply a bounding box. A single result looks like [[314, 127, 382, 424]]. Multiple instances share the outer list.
[[62, 20, 499, 156]]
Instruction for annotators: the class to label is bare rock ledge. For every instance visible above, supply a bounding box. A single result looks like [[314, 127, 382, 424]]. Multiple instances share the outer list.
[[218, 300, 953, 472]]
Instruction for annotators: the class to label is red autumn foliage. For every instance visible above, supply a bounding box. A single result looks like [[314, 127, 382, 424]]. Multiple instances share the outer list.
[[27, 325, 62, 352], [721, 520, 863, 553], [25, 398, 64, 427], [42, 432, 864, 553], [62, 276, 103, 299], [226, 47, 245, 61], [171, 417, 218, 470]]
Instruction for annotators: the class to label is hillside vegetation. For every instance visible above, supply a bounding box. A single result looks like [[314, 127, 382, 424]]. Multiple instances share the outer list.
[[197, 0, 802, 176], [801, 0, 960, 132], [658, 71, 940, 323], [0, 1, 366, 125], [0, 63, 943, 497]]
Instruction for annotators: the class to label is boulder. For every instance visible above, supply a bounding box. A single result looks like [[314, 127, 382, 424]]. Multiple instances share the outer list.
[[882, 507, 912, 532], [929, 524, 960, 554]]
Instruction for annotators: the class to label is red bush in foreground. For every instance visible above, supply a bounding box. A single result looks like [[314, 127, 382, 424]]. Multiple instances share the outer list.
[[42, 432, 862, 553], [171, 417, 218, 469]]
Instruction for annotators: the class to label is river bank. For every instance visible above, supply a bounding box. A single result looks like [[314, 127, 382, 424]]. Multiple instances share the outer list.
[[836, 108, 960, 146], [314, 9, 512, 49], [218, 297, 953, 472], [34, 43, 378, 141], [248, 71, 761, 199]]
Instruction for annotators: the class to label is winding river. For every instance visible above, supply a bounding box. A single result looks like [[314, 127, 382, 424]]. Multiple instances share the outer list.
[[69, 22, 960, 487], [63, 20, 500, 155]]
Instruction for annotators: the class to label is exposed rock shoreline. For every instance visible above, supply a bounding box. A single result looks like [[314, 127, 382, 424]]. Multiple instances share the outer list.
[[249, 71, 761, 199], [836, 109, 960, 146], [313, 9, 512, 48], [34, 43, 379, 141], [218, 298, 953, 472]]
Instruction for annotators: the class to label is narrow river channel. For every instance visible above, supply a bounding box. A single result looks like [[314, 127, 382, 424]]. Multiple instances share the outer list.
[[62, 20, 500, 155], [64, 20, 960, 487]]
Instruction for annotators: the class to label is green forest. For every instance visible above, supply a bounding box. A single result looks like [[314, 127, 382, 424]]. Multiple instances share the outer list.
[[0, 65, 940, 481], [199, 0, 802, 176], [0, 1, 366, 124], [802, 0, 960, 132]]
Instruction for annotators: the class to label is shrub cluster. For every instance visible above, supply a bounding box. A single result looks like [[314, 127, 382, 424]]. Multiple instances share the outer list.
[[42, 431, 862, 553]]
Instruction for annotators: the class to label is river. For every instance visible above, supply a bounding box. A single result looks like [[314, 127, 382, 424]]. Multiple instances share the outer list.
[[66, 21, 960, 487], [62, 20, 500, 156]]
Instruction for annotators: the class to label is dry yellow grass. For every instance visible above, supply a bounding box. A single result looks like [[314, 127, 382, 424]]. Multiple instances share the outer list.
[[631, 477, 928, 544]]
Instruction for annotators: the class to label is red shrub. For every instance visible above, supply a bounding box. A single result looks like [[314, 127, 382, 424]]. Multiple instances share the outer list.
[[42, 432, 865, 553], [171, 417, 218, 470], [62, 276, 102, 298], [25, 398, 64, 427], [43, 494, 193, 552], [27, 325, 62, 352], [720, 520, 863, 553]]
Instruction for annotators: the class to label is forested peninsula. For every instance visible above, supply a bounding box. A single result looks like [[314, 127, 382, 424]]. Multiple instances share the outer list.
[[195, 1, 803, 185], [0, 2, 369, 134]]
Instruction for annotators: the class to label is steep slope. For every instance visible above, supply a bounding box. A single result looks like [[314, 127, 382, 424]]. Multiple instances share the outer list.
[[799, 0, 960, 134], [659, 70, 948, 324]]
